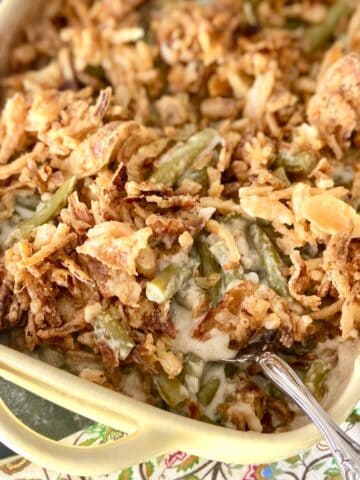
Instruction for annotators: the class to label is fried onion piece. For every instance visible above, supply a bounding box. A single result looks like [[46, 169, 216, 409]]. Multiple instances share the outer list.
[[288, 251, 321, 310], [77, 221, 152, 276], [37, 310, 87, 340], [146, 207, 213, 248], [20, 223, 76, 268], [61, 121, 140, 178], [307, 53, 360, 149], [125, 298, 175, 337], [85, 257, 142, 307], [0, 93, 28, 164], [60, 192, 94, 233], [195, 281, 305, 348]]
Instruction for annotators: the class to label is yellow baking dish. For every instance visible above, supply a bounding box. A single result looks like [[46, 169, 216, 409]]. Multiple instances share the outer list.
[[0, 0, 360, 475]]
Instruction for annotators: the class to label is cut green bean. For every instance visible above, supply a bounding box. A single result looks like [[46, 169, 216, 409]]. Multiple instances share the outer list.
[[16, 194, 41, 211], [353, 198, 360, 213], [199, 415, 217, 425], [11, 177, 77, 241], [285, 18, 306, 30], [332, 165, 355, 188], [196, 237, 221, 307], [304, 359, 332, 400], [223, 269, 244, 290], [305, 1, 352, 52], [180, 165, 209, 188], [92, 308, 135, 361], [154, 370, 189, 407], [249, 224, 289, 298], [209, 241, 229, 268], [146, 262, 196, 304], [272, 166, 290, 185], [84, 64, 107, 82], [276, 151, 315, 175], [198, 378, 220, 406], [178, 155, 216, 189], [149, 129, 220, 187], [182, 353, 205, 394], [183, 353, 204, 378], [209, 240, 244, 290], [195, 272, 221, 289]]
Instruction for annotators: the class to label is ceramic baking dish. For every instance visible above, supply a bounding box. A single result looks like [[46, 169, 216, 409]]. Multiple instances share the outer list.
[[0, 0, 360, 475]]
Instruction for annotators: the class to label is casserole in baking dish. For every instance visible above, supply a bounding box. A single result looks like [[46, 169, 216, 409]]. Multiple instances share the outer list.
[[0, 0, 360, 475]]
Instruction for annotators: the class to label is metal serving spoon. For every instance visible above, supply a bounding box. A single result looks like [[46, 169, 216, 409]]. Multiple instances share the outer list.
[[222, 345, 360, 480]]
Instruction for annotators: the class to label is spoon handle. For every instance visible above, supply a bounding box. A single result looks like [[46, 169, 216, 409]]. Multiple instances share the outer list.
[[257, 352, 360, 480]]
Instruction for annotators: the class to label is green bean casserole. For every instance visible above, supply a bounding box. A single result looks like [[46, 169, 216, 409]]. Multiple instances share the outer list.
[[1, 0, 360, 433]]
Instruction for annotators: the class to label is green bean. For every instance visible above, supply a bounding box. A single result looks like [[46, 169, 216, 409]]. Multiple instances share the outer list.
[[183, 353, 204, 378], [92, 308, 135, 361], [182, 353, 205, 394], [16, 194, 41, 211], [195, 272, 221, 289], [180, 165, 209, 188], [250, 0, 262, 7], [272, 166, 290, 186], [305, 1, 352, 52], [332, 165, 354, 188], [200, 415, 217, 425], [209, 240, 244, 289], [11, 177, 77, 241], [208, 241, 228, 268], [154, 371, 189, 407], [304, 359, 332, 400], [198, 378, 220, 406], [178, 155, 217, 190], [84, 64, 107, 82], [146, 262, 196, 304], [353, 198, 360, 213], [196, 237, 221, 307], [341, 148, 360, 164], [285, 18, 306, 30], [249, 224, 289, 298], [276, 151, 315, 175], [224, 362, 239, 378], [149, 129, 220, 187]]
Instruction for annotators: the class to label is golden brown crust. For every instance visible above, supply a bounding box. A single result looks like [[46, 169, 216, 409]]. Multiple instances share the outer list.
[[0, 0, 359, 433]]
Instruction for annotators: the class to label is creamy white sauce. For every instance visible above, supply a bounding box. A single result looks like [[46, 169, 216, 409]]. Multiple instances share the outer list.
[[0, 203, 36, 247], [172, 303, 236, 362], [244, 271, 259, 283], [290, 339, 359, 429], [201, 364, 236, 420], [185, 374, 200, 395], [121, 370, 147, 402], [158, 249, 190, 271], [321, 339, 358, 409], [176, 280, 203, 310], [0, 221, 14, 247]]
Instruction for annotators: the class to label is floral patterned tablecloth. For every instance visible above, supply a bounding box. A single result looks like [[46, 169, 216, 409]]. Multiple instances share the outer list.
[[1, 406, 359, 480]]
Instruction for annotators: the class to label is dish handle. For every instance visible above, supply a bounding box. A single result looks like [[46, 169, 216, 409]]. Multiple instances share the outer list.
[[0, 345, 181, 476], [0, 402, 172, 476]]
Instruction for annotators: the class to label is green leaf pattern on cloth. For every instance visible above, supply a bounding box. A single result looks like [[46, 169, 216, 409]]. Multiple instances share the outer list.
[[1, 406, 360, 480]]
